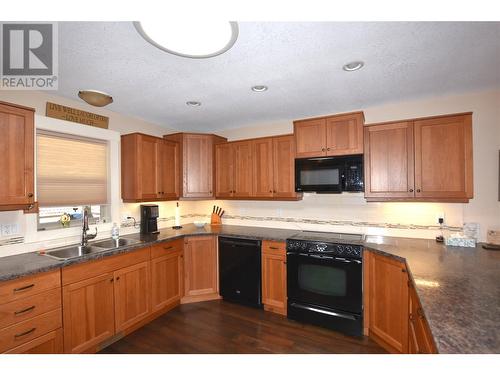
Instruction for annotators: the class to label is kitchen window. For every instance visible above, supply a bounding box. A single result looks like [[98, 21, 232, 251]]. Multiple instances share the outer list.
[[36, 131, 110, 230]]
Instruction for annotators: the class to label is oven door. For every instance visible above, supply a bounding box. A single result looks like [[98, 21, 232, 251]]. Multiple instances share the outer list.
[[287, 252, 362, 314], [295, 157, 343, 193]]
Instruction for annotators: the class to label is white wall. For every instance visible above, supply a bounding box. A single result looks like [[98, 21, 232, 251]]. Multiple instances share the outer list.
[[215, 89, 500, 241]]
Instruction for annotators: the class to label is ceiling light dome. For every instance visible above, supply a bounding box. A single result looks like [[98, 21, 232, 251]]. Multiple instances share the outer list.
[[342, 61, 364, 72], [134, 21, 238, 58], [78, 90, 113, 107]]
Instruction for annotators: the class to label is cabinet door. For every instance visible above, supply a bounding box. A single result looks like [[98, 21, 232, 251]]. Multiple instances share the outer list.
[[159, 140, 180, 199], [253, 138, 274, 198], [114, 261, 151, 332], [62, 273, 115, 354], [409, 283, 437, 354], [5, 328, 63, 354], [262, 243, 287, 315], [294, 118, 327, 157], [233, 141, 253, 198], [215, 143, 234, 198], [184, 134, 214, 198], [368, 253, 409, 354], [364, 122, 415, 199], [139, 135, 161, 200], [151, 251, 183, 312], [0, 102, 34, 207], [273, 135, 297, 198], [183, 236, 218, 302], [325, 113, 364, 156], [414, 114, 473, 200]]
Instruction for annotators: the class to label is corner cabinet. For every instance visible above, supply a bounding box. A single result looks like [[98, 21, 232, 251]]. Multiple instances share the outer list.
[[364, 113, 473, 202], [0, 101, 35, 211], [215, 135, 300, 200], [182, 236, 219, 304], [121, 133, 180, 202], [163, 133, 227, 199], [294, 112, 364, 158]]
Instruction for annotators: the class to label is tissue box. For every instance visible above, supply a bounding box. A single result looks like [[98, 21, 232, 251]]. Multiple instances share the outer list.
[[445, 234, 476, 248]]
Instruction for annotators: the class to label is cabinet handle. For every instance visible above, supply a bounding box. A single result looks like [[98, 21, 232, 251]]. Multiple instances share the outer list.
[[269, 246, 279, 250], [401, 269, 407, 273], [321, 148, 325, 152], [13, 284, 35, 293], [14, 327, 36, 338], [14, 305, 35, 316], [27, 193, 34, 198], [110, 278, 114, 283], [416, 189, 421, 193], [116, 276, 120, 281], [164, 246, 173, 250], [409, 189, 414, 192]]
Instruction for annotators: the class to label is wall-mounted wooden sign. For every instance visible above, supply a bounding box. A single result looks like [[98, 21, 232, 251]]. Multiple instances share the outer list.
[[46, 102, 109, 129]]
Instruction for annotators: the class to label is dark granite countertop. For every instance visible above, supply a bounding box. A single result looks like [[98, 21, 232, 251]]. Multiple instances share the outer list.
[[0, 223, 499, 354]]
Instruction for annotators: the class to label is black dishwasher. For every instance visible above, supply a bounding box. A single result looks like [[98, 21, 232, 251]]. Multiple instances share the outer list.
[[218, 237, 262, 308]]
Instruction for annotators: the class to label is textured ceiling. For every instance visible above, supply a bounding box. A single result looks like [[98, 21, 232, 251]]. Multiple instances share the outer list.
[[56, 22, 500, 132]]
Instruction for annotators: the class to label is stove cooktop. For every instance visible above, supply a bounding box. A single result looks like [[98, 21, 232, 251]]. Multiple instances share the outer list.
[[288, 231, 364, 244]]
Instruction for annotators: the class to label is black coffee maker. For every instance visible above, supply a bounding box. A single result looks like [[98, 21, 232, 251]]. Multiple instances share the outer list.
[[140, 204, 159, 234]]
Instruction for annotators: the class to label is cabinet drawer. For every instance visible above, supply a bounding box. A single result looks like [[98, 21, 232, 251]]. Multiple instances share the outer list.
[[0, 308, 62, 352], [151, 238, 184, 259], [5, 328, 63, 354], [0, 288, 61, 329], [0, 270, 61, 304], [262, 240, 286, 255]]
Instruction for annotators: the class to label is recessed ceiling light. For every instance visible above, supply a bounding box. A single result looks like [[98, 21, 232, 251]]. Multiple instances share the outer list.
[[251, 85, 268, 92], [186, 101, 201, 107], [342, 61, 364, 72], [78, 90, 113, 107], [134, 21, 239, 59]]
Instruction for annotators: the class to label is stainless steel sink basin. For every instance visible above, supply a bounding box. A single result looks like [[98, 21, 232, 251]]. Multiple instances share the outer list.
[[92, 238, 142, 249], [43, 245, 109, 260]]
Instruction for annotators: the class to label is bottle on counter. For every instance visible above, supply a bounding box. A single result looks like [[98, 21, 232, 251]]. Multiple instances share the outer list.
[[111, 223, 120, 240]]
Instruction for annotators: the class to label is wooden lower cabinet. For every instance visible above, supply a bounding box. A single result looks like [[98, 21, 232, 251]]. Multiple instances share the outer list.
[[114, 261, 151, 332], [366, 251, 409, 354], [182, 236, 219, 303], [151, 249, 183, 312], [261, 241, 287, 315], [409, 283, 437, 354], [5, 328, 63, 354], [62, 273, 116, 354]]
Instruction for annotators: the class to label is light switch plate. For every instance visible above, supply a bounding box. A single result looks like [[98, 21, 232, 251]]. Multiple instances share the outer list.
[[1, 223, 20, 236]]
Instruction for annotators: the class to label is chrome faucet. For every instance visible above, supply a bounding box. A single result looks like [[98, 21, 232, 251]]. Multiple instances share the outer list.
[[81, 207, 97, 247]]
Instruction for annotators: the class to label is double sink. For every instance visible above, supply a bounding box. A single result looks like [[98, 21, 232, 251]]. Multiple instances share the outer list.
[[42, 237, 143, 261]]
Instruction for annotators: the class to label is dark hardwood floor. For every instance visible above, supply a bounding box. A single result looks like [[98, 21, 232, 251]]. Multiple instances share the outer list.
[[100, 300, 386, 354]]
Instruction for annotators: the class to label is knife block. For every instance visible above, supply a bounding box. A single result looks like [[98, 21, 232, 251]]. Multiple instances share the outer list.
[[210, 213, 222, 226]]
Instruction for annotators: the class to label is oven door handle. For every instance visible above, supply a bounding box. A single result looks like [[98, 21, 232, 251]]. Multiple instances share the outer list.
[[287, 252, 361, 264]]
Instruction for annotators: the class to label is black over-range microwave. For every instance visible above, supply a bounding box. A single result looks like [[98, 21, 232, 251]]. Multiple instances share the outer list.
[[295, 154, 364, 193]]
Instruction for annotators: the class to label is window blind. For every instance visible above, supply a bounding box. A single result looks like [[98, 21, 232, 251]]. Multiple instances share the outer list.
[[37, 131, 108, 206]]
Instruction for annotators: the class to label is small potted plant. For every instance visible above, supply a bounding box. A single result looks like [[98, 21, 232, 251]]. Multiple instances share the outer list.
[[60, 213, 71, 228]]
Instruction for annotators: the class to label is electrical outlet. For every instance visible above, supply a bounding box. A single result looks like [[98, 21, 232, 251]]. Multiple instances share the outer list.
[[276, 208, 283, 217], [436, 212, 445, 224], [1, 223, 20, 236]]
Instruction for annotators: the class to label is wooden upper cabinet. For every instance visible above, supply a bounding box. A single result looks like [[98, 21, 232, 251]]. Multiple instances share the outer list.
[[294, 118, 327, 157], [253, 138, 274, 197], [164, 133, 227, 199], [364, 122, 415, 199], [233, 140, 253, 198], [182, 236, 219, 303], [273, 135, 297, 198], [414, 114, 473, 200], [367, 252, 409, 354], [325, 112, 364, 155], [159, 140, 180, 199], [365, 113, 473, 202], [0, 101, 35, 210], [215, 143, 235, 198], [121, 133, 180, 202], [113, 261, 151, 332], [294, 112, 364, 158], [62, 273, 115, 354]]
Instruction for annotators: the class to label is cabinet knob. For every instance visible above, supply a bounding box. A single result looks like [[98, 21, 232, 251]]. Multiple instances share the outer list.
[[110, 278, 114, 283], [321, 148, 325, 152], [116, 276, 120, 281], [27, 193, 34, 198], [416, 189, 421, 193], [269, 190, 273, 193], [401, 269, 407, 273], [327, 148, 331, 151]]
